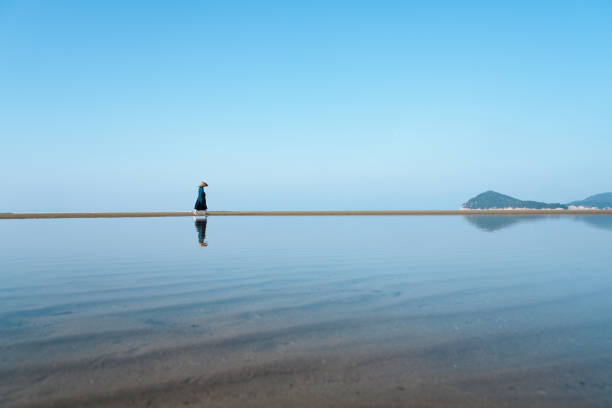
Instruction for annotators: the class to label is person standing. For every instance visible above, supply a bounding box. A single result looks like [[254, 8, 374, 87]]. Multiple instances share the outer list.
[[194, 181, 208, 215]]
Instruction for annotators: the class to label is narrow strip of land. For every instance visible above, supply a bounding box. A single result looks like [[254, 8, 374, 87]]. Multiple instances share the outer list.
[[1, 210, 612, 219]]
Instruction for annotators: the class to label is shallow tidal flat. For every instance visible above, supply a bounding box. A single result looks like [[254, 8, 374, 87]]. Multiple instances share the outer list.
[[1, 216, 611, 407]]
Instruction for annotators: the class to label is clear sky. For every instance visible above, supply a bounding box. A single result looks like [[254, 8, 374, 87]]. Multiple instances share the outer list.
[[1, 1, 611, 211]]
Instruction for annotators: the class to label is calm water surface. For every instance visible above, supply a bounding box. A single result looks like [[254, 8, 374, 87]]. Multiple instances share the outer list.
[[1, 216, 611, 407]]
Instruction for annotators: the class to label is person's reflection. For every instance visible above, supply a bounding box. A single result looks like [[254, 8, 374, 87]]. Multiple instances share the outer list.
[[195, 218, 208, 247]]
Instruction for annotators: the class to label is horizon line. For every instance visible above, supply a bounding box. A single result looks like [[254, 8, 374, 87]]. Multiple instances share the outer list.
[[2, 210, 612, 219]]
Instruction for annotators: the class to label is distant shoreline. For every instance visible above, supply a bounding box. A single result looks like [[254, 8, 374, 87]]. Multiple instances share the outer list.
[[2, 210, 612, 219]]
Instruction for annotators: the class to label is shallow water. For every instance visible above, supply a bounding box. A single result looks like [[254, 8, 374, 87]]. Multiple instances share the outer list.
[[1, 216, 611, 407]]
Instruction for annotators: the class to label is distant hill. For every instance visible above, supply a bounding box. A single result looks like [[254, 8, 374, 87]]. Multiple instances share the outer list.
[[462, 191, 568, 210], [462, 191, 612, 210], [568, 193, 612, 209]]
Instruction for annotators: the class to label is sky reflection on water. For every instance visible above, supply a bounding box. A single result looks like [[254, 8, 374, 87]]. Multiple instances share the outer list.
[[0, 216, 611, 407]]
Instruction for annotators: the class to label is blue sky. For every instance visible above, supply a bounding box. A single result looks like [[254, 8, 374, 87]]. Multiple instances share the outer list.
[[1, 1, 611, 211]]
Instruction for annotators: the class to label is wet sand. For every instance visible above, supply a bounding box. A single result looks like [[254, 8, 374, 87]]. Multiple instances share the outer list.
[[3, 293, 611, 408], [3, 329, 611, 408], [1, 210, 612, 219]]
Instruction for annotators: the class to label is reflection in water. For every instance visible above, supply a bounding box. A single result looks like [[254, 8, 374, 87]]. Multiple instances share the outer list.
[[2, 217, 612, 407], [573, 215, 612, 230], [195, 218, 208, 246], [463, 216, 552, 232], [464, 215, 612, 232]]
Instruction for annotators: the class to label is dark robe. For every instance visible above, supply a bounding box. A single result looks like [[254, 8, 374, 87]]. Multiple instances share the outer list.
[[194, 186, 207, 210]]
